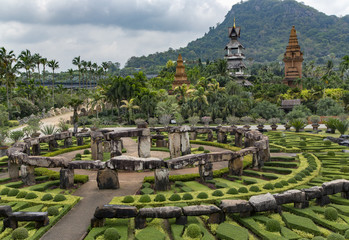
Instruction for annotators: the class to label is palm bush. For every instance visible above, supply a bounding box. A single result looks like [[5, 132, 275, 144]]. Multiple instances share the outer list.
[[310, 115, 321, 124], [290, 118, 306, 132], [325, 118, 338, 133], [10, 130, 24, 142], [41, 125, 57, 135], [334, 120, 349, 135], [57, 118, 69, 132]]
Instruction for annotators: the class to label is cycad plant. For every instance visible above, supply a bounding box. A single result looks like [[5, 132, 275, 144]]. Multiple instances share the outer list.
[[324, 118, 338, 134], [290, 118, 306, 132], [41, 125, 57, 135], [334, 120, 349, 135]]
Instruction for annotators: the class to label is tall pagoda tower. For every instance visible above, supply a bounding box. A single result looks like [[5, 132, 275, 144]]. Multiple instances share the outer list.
[[225, 19, 246, 77], [172, 54, 190, 90], [283, 26, 303, 88]]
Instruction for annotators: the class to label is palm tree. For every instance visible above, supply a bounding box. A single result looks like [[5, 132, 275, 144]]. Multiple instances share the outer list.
[[68, 68, 74, 96], [72, 56, 82, 89], [48, 60, 59, 105], [32, 53, 42, 85], [121, 98, 139, 124], [92, 62, 98, 87], [81, 60, 87, 88], [19, 49, 34, 80], [40, 57, 47, 85], [340, 55, 349, 78], [68, 97, 84, 133], [101, 62, 109, 77]]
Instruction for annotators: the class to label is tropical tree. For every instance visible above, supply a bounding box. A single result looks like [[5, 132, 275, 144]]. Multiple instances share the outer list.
[[48, 60, 59, 105], [32, 53, 42, 85], [18, 49, 34, 80], [72, 56, 82, 88], [68, 97, 84, 133], [40, 57, 48, 85], [121, 98, 139, 124], [68, 68, 74, 96]]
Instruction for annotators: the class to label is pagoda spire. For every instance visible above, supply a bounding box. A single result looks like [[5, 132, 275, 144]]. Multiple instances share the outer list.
[[234, 17, 236, 28]]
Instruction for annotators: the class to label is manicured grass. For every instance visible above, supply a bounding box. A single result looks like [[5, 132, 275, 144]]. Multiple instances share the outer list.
[[184, 181, 211, 191]]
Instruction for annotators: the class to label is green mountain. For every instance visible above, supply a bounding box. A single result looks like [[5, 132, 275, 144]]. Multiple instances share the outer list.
[[125, 0, 349, 70]]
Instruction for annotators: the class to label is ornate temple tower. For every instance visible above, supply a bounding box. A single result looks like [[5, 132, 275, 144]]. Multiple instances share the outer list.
[[172, 54, 190, 90], [283, 26, 303, 88], [225, 19, 246, 77]]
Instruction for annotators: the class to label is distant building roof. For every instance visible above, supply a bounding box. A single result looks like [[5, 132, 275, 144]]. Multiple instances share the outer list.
[[281, 99, 301, 109], [236, 79, 253, 86]]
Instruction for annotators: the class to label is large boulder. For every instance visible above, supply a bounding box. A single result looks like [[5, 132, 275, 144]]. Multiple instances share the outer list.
[[249, 193, 278, 212], [97, 169, 119, 189], [182, 205, 221, 216]]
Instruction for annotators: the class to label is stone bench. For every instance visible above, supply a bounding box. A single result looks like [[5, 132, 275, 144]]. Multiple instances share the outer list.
[[4, 212, 49, 229], [91, 205, 137, 227]]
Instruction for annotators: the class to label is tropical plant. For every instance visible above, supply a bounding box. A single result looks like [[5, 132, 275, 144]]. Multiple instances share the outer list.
[[27, 116, 42, 136], [41, 125, 57, 135], [159, 114, 171, 127], [120, 98, 139, 124], [290, 118, 306, 132], [10, 130, 24, 142], [324, 118, 338, 133], [188, 116, 200, 126], [47, 59, 59, 105], [226, 115, 240, 125], [0, 127, 9, 146], [201, 116, 212, 126], [334, 120, 349, 135], [310, 115, 321, 124], [148, 117, 158, 127], [57, 119, 69, 132]]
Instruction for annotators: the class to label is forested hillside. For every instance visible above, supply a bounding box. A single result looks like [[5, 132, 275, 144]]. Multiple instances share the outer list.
[[125, 0, 349, 70]]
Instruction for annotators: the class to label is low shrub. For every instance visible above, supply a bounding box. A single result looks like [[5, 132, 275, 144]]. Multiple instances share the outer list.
[[312, 237, 326, 240], [299, 141, 307, 147], [75, 153, 82, 158], [263, 183, 274, 190], [53, 194, 66, 202], [140, 187, 154, 195], [328, 151, 336, 156], [280, 180, 289, 186], [238, 187, 248, 193], [324, 140, 332, 146], [47, 206, 59, 216], [341, 166, 349, 173], [169, 193, 181, 201], [41, 193, 53, 201], [203, 150, 210, 153], [274, 182, 283, 188], [227, 188, 238, 195], [25, 192, 38, 199], [288, 178, 297, 183], [142, 182, 151, 188], [197, 192, 209, 199], [266, 219, 281, 232], [198, 146, 204, 151], [295, 175, 303, 181], [249, 186, 260, 192], [12, 227, 28, 240], [186, 224, 201, 238], [122, 196, 134, 203], [104, 228, 121, 240], [212, 190, 224, 196], [154, 194, 166, 202], [182, 193, 193, 200], [16, 191, 27, 198], [7, 189, 19, 196], [243, 178, 257, 185], [139, 195, 151, 203], [324, 207, 338, 221], [344, 229, 349, 239], [326, 233, 345, 240], [83, 149, 90, 154], [0, 187, 10, 195]]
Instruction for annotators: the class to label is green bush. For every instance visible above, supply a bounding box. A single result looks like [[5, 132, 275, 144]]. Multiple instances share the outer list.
[[16, 191, 27, 198], [104, 228, 121, 240], [324, 140, 332, 146], [47, 206, 59, 216], [7, 188, 19, 196], [169, 193, 181, 201], [340, 159, 348, 165], [288, 178, 297, 183], [0, 187, 10, 195], [122, 196, 134, 203], [312, 237, 326, 240], [198, 146, 204, 151], [53, 194, 66, 202], [75, 153, 82, 158], [341, 166, 349, 173], [263, 183, 274, 190], [154, 194, 166, 202], [142, 182, 151, 188], [139, 195, 151, 203], [83, 149, 90, 154], [140, 187, 154, 195], [280, 180, 289, 186], [327, 233, 345, 240], [215, 182, 228, 189], [328, 151, 336, 156], [324, 207, 338, 221], [238, 187, 248, 193], [197, 192, 209, 199], [299, 141, 307, 147], [249, 186, 260, 192], [295, 175, 303, 181], [74, 174, 89, 183], [182, 193, 193, 200], [227, 188, 238, 195], [274, 182, 283, 188], [203, 150, 210, 153], [12, 227, 28, 240], [41, 193, 53, 201], [266, 219, 281, 232], [25, 192, 38, 199], [212, 190, 224, 196], [186, 224, 201, 238], [344, 229, 349, 239]]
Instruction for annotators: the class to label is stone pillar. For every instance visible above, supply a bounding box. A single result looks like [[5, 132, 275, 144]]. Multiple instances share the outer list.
[[199, 162, 213, 182], [135, 216, 146, 229], [97, 169, 120, 189], [154, 168, 170, 191], [21, 165, 36, 186], [217, 131, 227, 143], [60, 168, 75, 189], [252, 152, 260, 169], [77, 137, 84, 146], [189, 131, 197, 140], [207, 130, 213, 141], [8, 162, 20, 179], [32, 144, 41, 156], [91, 131, 104, 161], [103, 141, 111, 152], [138, 136, 151, 158], [235, 132, 243, 147], [111, 139, 123, 158], [228, 157, 243, 176], [180, 132, 191, 156], [64, 137, 73, 148], [48, 140, 57, 151], [169, 132, 181, 158], [156, 139, 167, 147]]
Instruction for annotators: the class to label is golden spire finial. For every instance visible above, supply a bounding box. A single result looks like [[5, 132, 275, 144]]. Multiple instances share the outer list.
[[234, 17, 236, 28]]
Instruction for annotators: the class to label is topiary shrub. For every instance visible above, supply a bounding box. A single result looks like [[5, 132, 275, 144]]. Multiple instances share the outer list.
[[288, 178, 297, 183], [104, 228, 121, 240], [41, 193, 53, 201], [299, 141, 307, 147], [182, 193, 193, 200], [340, 159, 348, 165], [249, 186, 260, 192], [140, 187, 154, 195], [7, 189, 19, 197], [197, 192, 208, 199], [25, 192, 38, 199], [53, 194, 66, 202], [328, 151, 336, 156], [312, 236, 326, 240], [142, 182, 151, 188], [198, 146, 204, 151], [212, 190, 224, 197], [169, 193, 181, 201], [122, 195, 134, 203], [294, 175, 303, 181], [324, 207, 338, 221], [326, 233, 345, 240], [324, 140, 332, 146], [204, 150, 210, 153], [266, 219, 281, 232], [16, 191, 27, 199], [341, 166, 349, 173], [263, 183, 274, 190], [0, 187, 10, 195], [186, 224, 201, 238], [12, 227, 28, 240], [274, 182, 283, 188], [344, 229, 349, 239], [154, 194, 166, 202], [47, 206, 59, 216], [139, 195, 151, 203], [83, 149, 90, 154], [238, 187, 248, 193], [227, 188, 238, 195], [75, 153, 82, 158], [280, 180, 289, 186]]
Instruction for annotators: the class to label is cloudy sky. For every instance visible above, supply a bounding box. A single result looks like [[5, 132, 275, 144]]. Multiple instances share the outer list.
[[0, 0, 348, 71]]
